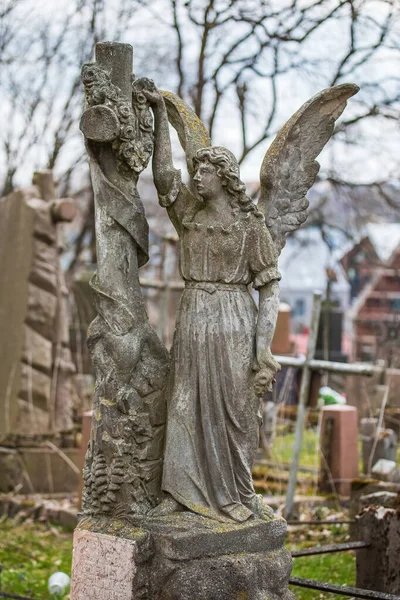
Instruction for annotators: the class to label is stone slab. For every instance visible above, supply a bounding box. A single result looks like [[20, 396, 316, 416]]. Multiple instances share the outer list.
[[0, 192, 35, 435], [146, 512, 287, 561], [320, 404, 359, 496], [71, 529, 144, 600], [372, 458, 400, 482]]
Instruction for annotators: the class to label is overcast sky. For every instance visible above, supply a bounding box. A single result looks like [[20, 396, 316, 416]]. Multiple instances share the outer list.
[[1, 0, 399, 188]]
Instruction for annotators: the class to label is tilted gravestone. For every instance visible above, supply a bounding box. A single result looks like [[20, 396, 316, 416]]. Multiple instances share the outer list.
[[71, 41, 358, 599], [0, 171, 77, 436]]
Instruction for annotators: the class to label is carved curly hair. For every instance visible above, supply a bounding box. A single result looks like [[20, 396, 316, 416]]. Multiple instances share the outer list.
[[194, 146, 260, 216]]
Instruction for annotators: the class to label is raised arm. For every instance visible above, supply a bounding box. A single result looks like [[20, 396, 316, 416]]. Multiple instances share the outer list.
[[143, 85, 177, 196]]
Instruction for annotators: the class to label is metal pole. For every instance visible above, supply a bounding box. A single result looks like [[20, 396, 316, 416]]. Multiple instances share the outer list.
[[274, 355, 383, 376], [291, 540, 369, 557], [289, 577, 400, 600], [284, 291, 322, 520]]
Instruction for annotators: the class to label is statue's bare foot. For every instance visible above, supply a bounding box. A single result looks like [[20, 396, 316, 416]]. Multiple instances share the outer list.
[[246, 495, 275, 521], [149, 494, 184, 517]]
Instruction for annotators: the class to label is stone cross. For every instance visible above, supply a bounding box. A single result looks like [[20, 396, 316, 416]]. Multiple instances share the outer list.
[[280, 291, 384, 518]]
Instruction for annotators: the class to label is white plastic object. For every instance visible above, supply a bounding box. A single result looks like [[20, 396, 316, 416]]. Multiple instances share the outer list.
[[48, 572, 71, 595]]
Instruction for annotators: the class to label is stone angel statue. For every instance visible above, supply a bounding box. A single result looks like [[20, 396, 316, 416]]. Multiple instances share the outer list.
[[142, 81, 358, 523]]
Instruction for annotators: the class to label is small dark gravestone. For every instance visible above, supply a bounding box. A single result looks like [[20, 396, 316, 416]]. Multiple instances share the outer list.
[[70, 41, 358, 600]]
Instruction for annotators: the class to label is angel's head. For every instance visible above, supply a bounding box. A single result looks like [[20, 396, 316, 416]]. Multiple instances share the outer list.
[[193, 146, 257, 216]]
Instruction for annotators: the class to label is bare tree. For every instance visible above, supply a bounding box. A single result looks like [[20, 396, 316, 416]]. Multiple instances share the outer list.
[[0, 0, 150, 195], [151, 0, 400, 165], [1, 0, 399, 270]]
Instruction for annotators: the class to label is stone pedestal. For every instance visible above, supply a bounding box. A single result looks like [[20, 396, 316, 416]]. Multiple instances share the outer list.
[[356, 506, 400, 594], [71, 514, 295, 600], [319, 405, 359, 496]]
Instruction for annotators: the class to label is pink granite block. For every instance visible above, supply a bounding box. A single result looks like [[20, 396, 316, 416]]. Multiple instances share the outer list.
[[71, 529, 137, 599]]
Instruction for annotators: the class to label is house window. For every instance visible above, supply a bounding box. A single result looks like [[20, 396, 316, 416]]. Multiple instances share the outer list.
[[293, 298, 305, 317]]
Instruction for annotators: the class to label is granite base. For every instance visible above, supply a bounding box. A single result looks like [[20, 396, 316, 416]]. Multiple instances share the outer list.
[[71, 513, 294, 600]]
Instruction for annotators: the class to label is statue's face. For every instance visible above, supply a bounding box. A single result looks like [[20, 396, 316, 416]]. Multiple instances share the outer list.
[[193, 161, 225, 200]]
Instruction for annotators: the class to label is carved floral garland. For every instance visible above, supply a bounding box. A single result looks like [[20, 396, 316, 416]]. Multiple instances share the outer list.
[[81, 64, 154, 176]]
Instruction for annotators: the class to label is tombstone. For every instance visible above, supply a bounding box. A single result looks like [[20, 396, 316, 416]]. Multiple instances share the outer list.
[[361, 417, 397, 474], [371, 459, 400, 483], [71, 41, 357, 599], [356, 507, 400, 594], [0, 171, 78, 436], [319, 405, 359, 496], [315, 305, 347, 362]]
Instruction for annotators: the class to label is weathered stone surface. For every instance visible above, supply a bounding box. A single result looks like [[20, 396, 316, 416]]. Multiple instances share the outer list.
[[27, 198, 56, 244], [0, 170, 77, 436], [349, 479, 400, 532], [145, 425, 164, 461], [0, 191, 35, 434], [147, 512, 287, 561], [143, 78, 359, 522], [29, 239, 58, 294], [76, 40, 357, 600], [80, 105, 120, 142], [372, 459, 400, 483], [143, 390, 166, 426], [356, 506, 400, 594], [154, 549, 294, 600], [80, 43, 169, 521], [360, 491, 400, 509], [25, 283, 57, 339], [71, 529, 144, 600], [71, 515, 294, 600], [19, 363, 51, 409], [22, 325, 52, 373], [15, 398, 50, 434]]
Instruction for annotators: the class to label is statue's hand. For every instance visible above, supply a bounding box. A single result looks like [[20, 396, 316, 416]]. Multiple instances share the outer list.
[[253, 348, 281, 398], [140, 80, 164, 107]]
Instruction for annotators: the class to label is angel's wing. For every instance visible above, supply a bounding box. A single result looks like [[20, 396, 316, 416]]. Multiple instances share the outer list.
[[161, 90, 211, 177], [259, 83, 359, 254]]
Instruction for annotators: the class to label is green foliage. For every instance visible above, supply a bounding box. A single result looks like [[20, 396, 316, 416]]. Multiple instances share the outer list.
[[290, 550, 355, 599], [0, 518, 73, 599], [272, 428, 319, 468], [0, 513, 356, 600], [287, 522, 356, 599]]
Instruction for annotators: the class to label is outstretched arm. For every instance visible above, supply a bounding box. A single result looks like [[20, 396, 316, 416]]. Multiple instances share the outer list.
[[144, 85, 177, 196], [257, 280, 280, 359], [254, 280, 281, 397]]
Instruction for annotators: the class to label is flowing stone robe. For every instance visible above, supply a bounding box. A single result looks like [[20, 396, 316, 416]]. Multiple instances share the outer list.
[[159, 172, 281, 522]]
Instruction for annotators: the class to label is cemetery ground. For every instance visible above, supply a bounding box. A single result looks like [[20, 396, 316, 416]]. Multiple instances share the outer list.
[[0, 426, 367, 600], [0, 512, 356, 600]]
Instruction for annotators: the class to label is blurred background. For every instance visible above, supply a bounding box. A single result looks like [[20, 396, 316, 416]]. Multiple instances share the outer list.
[[0, 1, 399, 598]]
